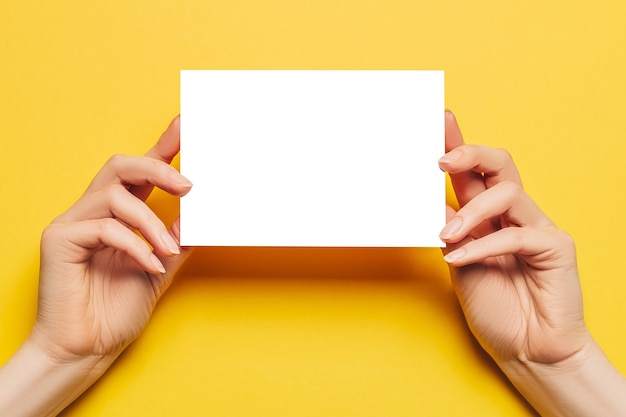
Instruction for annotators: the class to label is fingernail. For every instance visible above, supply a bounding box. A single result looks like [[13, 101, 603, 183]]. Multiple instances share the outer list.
[[178, 176, 193, 189], [151, 253, 166, 273], [170, 170, 193, 189], [162, 231, 180, 255], [444, 247, 466, 263], [438, 149, 462, 164], [439, 217, 463, 240]]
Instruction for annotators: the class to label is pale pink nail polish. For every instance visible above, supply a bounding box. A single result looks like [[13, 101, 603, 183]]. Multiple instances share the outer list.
[[438, 149, 462, 164], [440, 217, 463, 240], [151, 254, 166, 273], [162, 231, 180, 255], [444, 247, 466, 263]]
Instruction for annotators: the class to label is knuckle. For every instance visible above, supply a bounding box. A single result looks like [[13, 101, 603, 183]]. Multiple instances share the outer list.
[[151, 158, 174, 178], [105, 153, 127, 169], [98, 217, 119, 234], [506, 227, 526, 248], [482, 147, 516, 176], [140, 157, 172, 184], [40, 223, 62, 244], [102, 183, 125, 200], [494, 147, 514, 163], [555, 229, 576, 250], [50, 212, 69, 224], [499, 180, 524, 199]]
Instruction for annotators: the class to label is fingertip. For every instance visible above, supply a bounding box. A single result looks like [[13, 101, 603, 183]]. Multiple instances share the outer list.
[[444, 110, 459, 128], [439, 216, 464, 241], [168, 169, 193, 195], [438, 148, 463, 165], [443, 247, 467, 264], [145, 116, 181, 162], [180, 186, 192, 197], [179, 174, 193, 189], [150, 253, 166, 274], [167, 115, 181, 136], [160, 230, 181, 256], [444, 110, 465, 152]]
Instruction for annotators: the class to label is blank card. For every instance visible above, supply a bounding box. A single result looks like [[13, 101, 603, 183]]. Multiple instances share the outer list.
[[180, 70, 444, 247]]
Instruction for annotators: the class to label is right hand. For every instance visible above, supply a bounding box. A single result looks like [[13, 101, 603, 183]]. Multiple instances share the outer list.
[[438, 111, 590, 366]]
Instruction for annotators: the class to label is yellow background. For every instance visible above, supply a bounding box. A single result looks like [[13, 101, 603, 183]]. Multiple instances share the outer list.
[[2, 1, 625, 415]]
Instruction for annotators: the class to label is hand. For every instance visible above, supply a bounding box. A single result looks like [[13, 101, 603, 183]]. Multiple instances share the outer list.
[[32, 116, 193, 361], [438, 111, 589, 365], [437, 112, 626, 417], [0, 117, 194, 417]]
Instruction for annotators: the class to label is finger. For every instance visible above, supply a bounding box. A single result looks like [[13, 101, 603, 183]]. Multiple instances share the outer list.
[[443, 110, 464, 152], [441, 204, 473, 254], [441, 111, 486, 208], [149, 217, 195, 301], [144, 116, 180, 163], [45, 219, 166, 274], [445, 203, 457, 221], [439, 144, 523, 190], [442, 226, 567, 268], [440, 181, 554, 243], [84, 155, 192, 199], [58, 184, 181, 256], [160, 217, 194, 274], [132, 116, 182, 201]]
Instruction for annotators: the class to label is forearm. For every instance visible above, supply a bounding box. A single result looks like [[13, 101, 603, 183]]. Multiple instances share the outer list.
[[501, 338, 626, 417], [0, 337, 115, 417]]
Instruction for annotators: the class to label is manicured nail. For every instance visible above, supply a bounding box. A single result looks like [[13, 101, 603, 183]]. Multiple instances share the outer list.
[[439, 217, 463, 240], [151, 253, 166, 273], [178, 176, 193, 189], [444, 247, 466, 263], [162, 231, 180, 255], [170, 170, 193, 189], [438, 149, 462, 164]]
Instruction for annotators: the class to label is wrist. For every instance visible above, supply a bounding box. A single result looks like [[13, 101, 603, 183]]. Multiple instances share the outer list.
[[499, 336, 626, 417], [0, 335, 116, 417], [29, 324, 119, 369]]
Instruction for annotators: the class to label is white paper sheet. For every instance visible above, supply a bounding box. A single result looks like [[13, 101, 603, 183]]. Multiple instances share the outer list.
[[180, 70, 444, 247]]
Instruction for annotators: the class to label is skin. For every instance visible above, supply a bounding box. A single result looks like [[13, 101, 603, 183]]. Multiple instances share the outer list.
[[440, 111, 626, 416], [34, 115, 195, 359], [1, 112, 624, 416], [438, 111, 588, 365], [0, 116, 195, 416]]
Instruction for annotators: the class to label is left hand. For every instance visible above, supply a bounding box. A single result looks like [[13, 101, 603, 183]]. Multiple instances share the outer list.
[[32, 116, 194, 362]]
